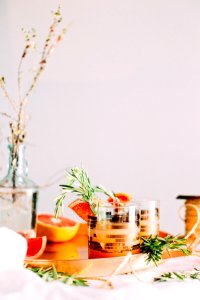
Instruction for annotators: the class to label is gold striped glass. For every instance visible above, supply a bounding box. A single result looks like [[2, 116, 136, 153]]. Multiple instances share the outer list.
[[88, 202, 140, 259], [139, 199, 160, 238]]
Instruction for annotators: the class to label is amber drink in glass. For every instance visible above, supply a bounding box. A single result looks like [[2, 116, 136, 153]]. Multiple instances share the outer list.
[[140, 200, 160, 238], [88, 202, 140, 259]]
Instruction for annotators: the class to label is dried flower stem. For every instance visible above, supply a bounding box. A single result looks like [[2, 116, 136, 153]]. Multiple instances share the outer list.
[[0, 77, 17, 112], [17, 29, 36, 104], [1, 6, 65, 141], [0, 5, 66, 189], [0, 112, 13, 119], [14, 6, 66, 148], [23, 5, 65, 102]]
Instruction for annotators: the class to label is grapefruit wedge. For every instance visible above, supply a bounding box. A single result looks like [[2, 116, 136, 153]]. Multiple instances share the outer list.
[[36, 214, 80, 242], [26, 236, 47, 259], [107, 192, 132, 204], [68, 199, 94, 222]]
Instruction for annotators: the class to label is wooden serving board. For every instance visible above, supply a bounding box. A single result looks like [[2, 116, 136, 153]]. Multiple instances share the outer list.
[[24, 224, 187, 278]]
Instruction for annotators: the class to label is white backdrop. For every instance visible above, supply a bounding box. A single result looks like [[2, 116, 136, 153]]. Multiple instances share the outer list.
[[1, 0, 200, 235]]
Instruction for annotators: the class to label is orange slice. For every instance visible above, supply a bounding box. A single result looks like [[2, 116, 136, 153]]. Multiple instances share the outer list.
[[68, 199, 94, 222], [107, 192, 132, 204], [36, 214, 80, 242], [26, 236, 47, 259]]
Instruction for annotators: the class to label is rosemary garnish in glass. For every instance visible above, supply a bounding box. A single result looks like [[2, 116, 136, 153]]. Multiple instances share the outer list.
[[140, 235, 191, 266], [54, 167, 117, 217]]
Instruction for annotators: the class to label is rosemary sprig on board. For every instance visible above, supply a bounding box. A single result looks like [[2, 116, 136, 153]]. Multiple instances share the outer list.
[[140, 235, 191, 266], [154, 268, 200, 282], [54, 167, 116, 217], [27, 265, 88, 286]]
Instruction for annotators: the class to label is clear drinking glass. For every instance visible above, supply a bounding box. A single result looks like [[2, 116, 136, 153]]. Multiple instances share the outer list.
[[139, 199, 160, 238], [88, 202, 140, 259]]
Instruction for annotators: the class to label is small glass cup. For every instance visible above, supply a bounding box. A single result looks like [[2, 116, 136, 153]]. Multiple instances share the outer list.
[[139, 199, 160, 238], [88, 202, 140, 259]]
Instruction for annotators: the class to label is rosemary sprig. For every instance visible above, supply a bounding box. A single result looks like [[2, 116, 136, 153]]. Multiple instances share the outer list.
[[154, 268, 200, 282], [140, 235, 191, 266], [54, 167, 117, 217], [27, 265, 88, 286]]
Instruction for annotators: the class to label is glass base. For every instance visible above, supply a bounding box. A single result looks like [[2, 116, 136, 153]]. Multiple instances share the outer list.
[[0, 188, 38, 234]]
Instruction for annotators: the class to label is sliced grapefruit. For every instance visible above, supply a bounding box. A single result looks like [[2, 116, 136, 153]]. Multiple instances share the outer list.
[[68, 199, 94, 222], [107, 192, 132, 205], [36, 214, 80, 242], [159, 231, 171, 238], [26, 236, 47, 259]]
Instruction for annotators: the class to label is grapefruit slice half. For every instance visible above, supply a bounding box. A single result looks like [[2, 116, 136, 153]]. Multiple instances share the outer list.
[[26, 236, 47, 259], [36, 214, 80, 242]]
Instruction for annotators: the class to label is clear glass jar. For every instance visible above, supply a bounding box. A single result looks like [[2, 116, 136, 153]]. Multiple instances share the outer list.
[[0, 143, 38, 237], [88, 202, 140, 258]]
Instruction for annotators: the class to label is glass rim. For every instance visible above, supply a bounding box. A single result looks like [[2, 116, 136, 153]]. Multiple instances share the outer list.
[[0, 187, 38, 192], [132, 196, 159, 202], [136, 199, 160, 203], [95, 200, 140, 208]]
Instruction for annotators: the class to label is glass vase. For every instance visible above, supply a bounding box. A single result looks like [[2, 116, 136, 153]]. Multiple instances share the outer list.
[[0, 143, 38, 237]]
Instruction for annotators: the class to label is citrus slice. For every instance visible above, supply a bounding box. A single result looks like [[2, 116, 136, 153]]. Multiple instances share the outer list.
[[68, 199, 94, 222], [26, 236, 47, 259], [107, 192, 132, 204], [36, 214, 80, 242], [159, 231, 170, 238]]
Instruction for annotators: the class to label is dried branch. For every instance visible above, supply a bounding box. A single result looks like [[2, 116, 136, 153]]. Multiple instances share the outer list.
[[0, 6, 66, 185], [0, 77, 17, 112], [17, 28, 36, 103], [23, 5, 66, 102], [0, 5, 65, 162], [0, 112, 13, 119]]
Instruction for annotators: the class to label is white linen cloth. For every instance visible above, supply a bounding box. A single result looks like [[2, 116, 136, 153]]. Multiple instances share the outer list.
[[0, 227, 27, 272], [1, 227, 200, 300]]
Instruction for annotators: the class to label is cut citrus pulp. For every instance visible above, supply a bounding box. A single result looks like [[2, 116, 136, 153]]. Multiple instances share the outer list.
[[36, 214, 80, 242], [107, 192, 132, 204], [26, 236, 47, 259], [68, 199, 94, 222], [159, 231, 170, 238]]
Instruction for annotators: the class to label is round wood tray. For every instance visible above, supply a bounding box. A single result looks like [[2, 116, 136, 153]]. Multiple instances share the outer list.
[[24, 224, 185, 278]]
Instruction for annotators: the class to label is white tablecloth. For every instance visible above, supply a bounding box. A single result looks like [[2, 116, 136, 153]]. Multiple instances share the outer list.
[[1, 227, 200, 300], [1, 256, 200, 300]]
